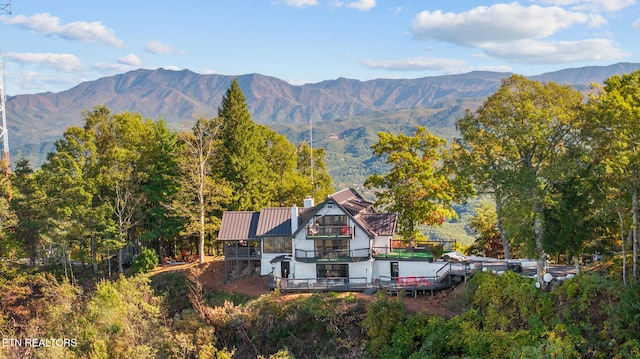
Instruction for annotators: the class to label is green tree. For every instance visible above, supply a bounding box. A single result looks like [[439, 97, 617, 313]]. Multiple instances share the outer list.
[[38, 123, 106, 280], [456, 75, 585, 285], [586, 70, 640, 280], [217, 78, 270, 211], [172, 118, 231, 263], [0, 195, 17, 259], [260, 126, 311, 206], [84, 107, 155, 273], [365, 126, 472, 241], [139, 120, 183, 261], [296, 141, 334, 203], [9, 159, 47, 266], [542, 168, 605, 270], [466, 199, 504, 258], [451, 127, 513, 259]]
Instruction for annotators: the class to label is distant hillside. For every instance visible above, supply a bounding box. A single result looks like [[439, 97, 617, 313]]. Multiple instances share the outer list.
[[6, 62, 640, 181]]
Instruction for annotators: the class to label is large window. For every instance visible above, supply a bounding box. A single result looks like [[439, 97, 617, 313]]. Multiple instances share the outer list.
[[317, 263, 349, 278], [315, 215, 346, 226], [262, 236, 292, 253], [314, 239, 350, 258]]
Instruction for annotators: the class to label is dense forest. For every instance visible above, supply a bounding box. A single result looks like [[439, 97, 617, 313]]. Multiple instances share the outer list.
[[2, 71, 640, 358]]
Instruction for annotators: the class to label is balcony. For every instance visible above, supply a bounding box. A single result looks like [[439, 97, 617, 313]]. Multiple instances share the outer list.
[[295, 248, 369, 263], [305, 225, 354, 239], [372, 246, 434, 261]]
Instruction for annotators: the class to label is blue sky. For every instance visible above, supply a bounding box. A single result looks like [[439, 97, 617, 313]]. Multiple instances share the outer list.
[[1, 0, 639, 95]]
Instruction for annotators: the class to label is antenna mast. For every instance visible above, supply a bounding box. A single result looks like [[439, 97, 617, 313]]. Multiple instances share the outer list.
[[0, 1, 11, 14], [309, 117, 315, 196], [0, 51, 10, 177], [0, 2, 12, 201]]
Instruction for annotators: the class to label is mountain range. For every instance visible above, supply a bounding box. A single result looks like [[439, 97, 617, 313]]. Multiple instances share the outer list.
[[6, 62, 640, 180]]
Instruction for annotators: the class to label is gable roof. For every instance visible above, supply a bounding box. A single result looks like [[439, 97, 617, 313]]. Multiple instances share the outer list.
[[218, 211, 260, 241], [329, 188, 373, 215], [217, 188, 397, 240]]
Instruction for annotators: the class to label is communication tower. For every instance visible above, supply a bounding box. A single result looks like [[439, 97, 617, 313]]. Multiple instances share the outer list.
[[0, 2, 12, 201], [0, 1, 10, 14], [0, 52, 10, 177]]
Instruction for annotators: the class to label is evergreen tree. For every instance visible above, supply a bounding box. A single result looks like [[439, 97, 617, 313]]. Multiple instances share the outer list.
[[217, 78, 270, 211], [9, 159, 47, 266], [140, 120, 183, 260]]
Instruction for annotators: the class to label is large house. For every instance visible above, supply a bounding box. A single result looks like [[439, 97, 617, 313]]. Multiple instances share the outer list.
[[218, 188, 460, 293]]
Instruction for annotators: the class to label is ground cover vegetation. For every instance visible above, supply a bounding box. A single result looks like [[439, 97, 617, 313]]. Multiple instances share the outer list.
[[1, 72, 640, 357], [1, 261, 639, 358]]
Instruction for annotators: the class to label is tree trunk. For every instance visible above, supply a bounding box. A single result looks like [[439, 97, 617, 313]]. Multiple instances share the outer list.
[[91, 228, 98, 275], [618, 209, 627, 286], [533, 202, 548, 287], [118, 246, 124, 273], [199, 204, 206, 264], [495, 193, 511, 259]]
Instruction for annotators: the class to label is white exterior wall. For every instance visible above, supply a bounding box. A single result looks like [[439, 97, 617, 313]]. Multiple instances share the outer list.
[[290, 202, 374, 280], [373, 260, 445, 278], [292, 262, 317, 279], [372, 235, 392, 249], [261, 253, 288, 276]]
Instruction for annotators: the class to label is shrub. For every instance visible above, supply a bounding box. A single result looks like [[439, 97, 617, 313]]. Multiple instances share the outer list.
[[131, 247, 159, 274]]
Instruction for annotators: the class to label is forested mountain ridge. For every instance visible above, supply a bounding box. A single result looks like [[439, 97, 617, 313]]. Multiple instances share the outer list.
[[7, 63, 640, 147]]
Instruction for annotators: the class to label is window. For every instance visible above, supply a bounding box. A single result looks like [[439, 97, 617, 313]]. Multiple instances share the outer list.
[[315, 215, 346, 226], [314, 239, 349, 258], [317, 264, 349, 278], [262, 236, 292, 253]]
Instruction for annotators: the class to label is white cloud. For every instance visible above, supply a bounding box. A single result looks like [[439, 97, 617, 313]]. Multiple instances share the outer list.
[[160, 66, 183, 71], [282, 0, 318, 7], [411, 3, 590, 46], [482, 38, 628, 63], [473, 65, 513, 73], [92, 62, 137, 75], [360, 57, 467, 71], [345, 0, 376, 11], [531, 0, 636, 12], [6, 70, 85, 93], [409, 3, 625, 65], [633, 18, 640, 30], [6, 52, 82, 72], [332, 0, 376, 11], [1, 12, 123, 47], [118, 54, 141, 67]]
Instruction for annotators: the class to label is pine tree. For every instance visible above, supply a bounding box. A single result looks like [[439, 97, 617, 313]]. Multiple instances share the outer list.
[[217, 78, 270, 211]]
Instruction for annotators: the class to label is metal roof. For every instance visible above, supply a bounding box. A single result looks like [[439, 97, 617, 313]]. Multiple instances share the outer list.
[[218, 211, 260, 240], [218, 188, 398, 240], [256, 208, 292, 236], [358, 213, 398, 236], [329, 188, 373, 215]]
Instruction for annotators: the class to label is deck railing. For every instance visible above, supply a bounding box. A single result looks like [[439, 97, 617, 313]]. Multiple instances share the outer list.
[[274, 276, 370, 292], [378, 274, 452, 291], [372, 246, 434, 261], [305, 225, 354, 238], [295, 248, 369, 262]]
